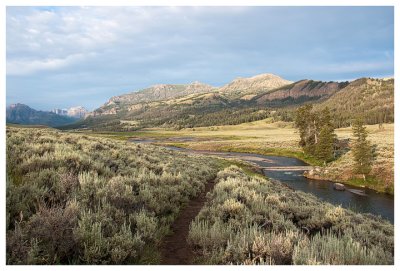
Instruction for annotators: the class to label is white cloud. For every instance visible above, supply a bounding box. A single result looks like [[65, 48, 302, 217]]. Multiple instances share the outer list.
[[6, 7, 224, 76], [7, 53, 95, 76]]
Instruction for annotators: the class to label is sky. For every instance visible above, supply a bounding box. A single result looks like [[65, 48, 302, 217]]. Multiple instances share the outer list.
[[6, 6, 394, 111]]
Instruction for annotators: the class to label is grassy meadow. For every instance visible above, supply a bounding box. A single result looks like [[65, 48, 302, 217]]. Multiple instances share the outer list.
[[83, 119, 394, 193]]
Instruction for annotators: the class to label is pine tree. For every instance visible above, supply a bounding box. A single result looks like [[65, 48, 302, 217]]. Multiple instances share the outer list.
[[352, 118, 373, 180], [295, 104, 319, 156], [295, 104, 312, 149], [316, 107, 336, 163]]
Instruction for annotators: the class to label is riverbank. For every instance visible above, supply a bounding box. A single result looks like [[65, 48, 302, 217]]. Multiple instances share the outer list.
[[78, 121, 394, 195], [131, 142, 394, 222], [159, 141, 393, 195], [304, 169, 392, 195], [159, 141, 323, 166]]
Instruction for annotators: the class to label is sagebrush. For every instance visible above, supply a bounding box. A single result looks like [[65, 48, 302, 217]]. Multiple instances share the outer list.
[[6, 127, 218, 264], [188, 166, 394, 265]]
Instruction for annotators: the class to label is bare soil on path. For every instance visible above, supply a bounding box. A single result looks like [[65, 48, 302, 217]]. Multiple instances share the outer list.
[[160, 178, 216, 265]]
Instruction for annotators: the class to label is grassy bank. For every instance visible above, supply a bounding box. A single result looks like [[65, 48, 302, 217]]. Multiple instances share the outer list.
[[341, 177, 393, 195], [188, 166, 394, 264]]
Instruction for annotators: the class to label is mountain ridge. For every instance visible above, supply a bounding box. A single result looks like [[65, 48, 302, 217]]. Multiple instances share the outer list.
[[89, 73, 292, 117], [218, 73, 293, 98], [6, 103, 78, 127], [61, 73, 393, 131], [253, 79, 349, 104], [88, 81, 217, 117]]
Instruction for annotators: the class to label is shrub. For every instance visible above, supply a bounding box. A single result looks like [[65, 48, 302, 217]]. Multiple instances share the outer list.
[[6, 127, 219, 264], [293, 231, 393, 265], [188, 166, 394, 265]]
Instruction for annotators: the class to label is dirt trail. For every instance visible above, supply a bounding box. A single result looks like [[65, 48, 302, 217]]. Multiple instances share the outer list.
[[160, 178, 216, 265]]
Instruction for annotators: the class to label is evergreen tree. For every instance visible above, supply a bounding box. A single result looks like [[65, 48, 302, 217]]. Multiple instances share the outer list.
[[316, 107, 336, 163], [295, 106, 337, 163], [352, 118, 373, 180], [296, 105, 323, 156], [295, 104, 318, 156]]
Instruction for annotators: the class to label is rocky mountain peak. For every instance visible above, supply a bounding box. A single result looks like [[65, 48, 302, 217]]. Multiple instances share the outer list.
[[219, 73, 293, 96]]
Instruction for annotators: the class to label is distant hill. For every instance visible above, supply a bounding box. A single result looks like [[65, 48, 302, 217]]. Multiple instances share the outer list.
[[89, 81, 217, 117], [6, 103, 77, 127], [314, 78, 394, 127]]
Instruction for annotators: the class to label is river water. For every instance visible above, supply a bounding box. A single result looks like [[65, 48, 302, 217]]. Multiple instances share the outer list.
[[130, 140, 394, 223]]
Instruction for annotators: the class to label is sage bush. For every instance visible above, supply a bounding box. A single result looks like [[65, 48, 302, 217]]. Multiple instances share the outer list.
[[188, 166, 393, 265], [6, 127, 218, 264]]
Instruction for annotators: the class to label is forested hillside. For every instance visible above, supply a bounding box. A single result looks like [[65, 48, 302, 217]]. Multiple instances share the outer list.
[[315, 78, 394, 127], [254, 79, 348, 104]]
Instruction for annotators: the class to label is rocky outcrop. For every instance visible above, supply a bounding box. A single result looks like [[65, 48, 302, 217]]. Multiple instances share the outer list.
[[67, 106, 88, 118], [52, 106, 88, 119], [255, 80, 349, 104], [86, 107, 117, 117], [219, 73, 293, 97]]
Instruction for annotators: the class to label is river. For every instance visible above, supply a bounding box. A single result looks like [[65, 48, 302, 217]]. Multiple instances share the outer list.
[[130, 140, 394, 223]]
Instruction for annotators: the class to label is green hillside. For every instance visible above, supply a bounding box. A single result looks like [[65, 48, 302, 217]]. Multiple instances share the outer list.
[[315, 78, 394, 127]]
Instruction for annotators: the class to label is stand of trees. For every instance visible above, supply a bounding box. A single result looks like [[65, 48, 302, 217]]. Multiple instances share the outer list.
[[295, 105, 336, 164], [295, 106, 376, 181], [352, 119, 374, 180]]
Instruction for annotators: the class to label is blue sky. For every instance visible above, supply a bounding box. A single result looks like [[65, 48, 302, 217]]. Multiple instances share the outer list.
[[6, 6, 394, 111]]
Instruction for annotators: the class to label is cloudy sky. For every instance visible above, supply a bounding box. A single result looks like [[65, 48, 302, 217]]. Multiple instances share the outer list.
[[6, 6, 394, 111]]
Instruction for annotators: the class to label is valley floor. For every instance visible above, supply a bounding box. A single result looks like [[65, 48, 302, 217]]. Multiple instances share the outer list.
[[87, 120, 394, 194], [6, 126, 394, 265]]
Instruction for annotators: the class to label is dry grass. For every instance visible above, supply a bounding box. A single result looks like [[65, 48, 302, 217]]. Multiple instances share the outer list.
[[142, 119, 301, 151], [327, 124, 394, 192], [129, 121, 394, 193]]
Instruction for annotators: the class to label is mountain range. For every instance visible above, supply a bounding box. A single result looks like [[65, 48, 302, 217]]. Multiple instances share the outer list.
[[6, 104, 88, 127], [6, 104, 78, 127], [88, 73, 351, 120], [9, 73, 394, 131], [69, 72, 393, 131]]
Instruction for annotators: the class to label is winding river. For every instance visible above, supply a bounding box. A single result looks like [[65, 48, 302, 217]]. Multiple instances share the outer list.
[[130, 140, 394, 223]]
